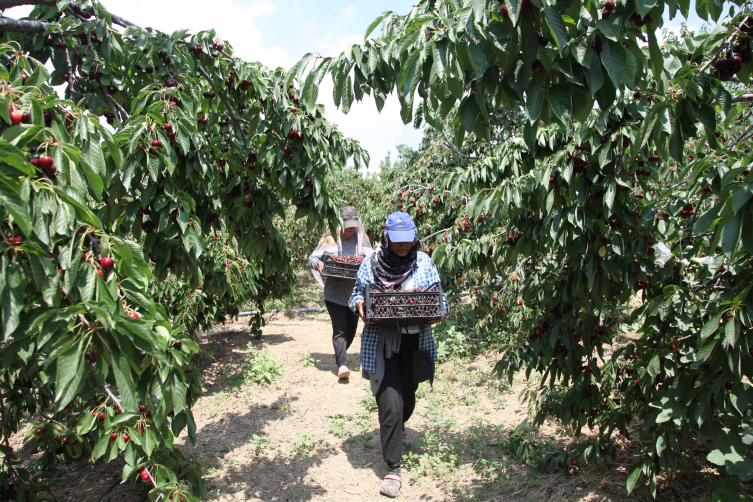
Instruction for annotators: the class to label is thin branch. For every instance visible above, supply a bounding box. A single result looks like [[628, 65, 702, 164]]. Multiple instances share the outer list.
[[102, 383, 124, 413], [0, 16, 55, 33], [100, 84, 124, 131], [196, 64, 247, 142], [420, 227, 451, 242], [81, 5, 141, 30], [0, 0, 55, 8], [710, 93, 753, 106], [728, 122, 753, 150], [661, 179, 688, 198]]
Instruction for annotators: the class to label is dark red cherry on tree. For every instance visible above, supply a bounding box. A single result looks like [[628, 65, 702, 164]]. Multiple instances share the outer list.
[[100, 257, 114, 270]]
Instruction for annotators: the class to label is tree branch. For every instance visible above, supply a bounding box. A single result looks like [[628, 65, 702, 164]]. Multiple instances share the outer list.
[[0, 16, 55, 33], [420, 227, 451, 242], [102, 383, 124, 413], [0, 0, 55, 8], [728, 121, 753, 150], [196, 64, 247, 142], [710, 93, 753, 106], [100, 84, 125, 130]]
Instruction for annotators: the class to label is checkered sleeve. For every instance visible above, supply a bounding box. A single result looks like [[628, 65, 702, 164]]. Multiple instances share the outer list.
[[349, 257, 372, 313], [351, 258, 380, 373]]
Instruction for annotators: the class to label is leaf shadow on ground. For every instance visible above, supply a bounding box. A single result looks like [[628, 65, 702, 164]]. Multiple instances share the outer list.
[[173, 395, 341, 501], [200, 329, 297, 397]]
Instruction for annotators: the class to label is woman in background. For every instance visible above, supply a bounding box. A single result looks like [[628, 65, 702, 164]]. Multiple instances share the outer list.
[[309, 206, 372, 380]]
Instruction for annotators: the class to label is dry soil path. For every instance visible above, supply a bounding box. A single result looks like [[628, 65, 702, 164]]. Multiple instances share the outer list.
[[39, 311, 662, 502]]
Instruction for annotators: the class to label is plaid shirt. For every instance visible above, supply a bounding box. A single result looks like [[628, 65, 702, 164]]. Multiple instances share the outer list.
[[350, 252, 448, 374]]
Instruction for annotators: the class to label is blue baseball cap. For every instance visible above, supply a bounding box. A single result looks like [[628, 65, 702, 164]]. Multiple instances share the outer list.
[[385, 212, 416, 242]]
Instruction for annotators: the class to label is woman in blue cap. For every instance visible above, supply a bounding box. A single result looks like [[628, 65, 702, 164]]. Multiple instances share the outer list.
[[349, 211, 448, 498]]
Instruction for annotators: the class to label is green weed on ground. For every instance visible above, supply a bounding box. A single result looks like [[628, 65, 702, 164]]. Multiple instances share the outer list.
[[236, 348, 284, 386]]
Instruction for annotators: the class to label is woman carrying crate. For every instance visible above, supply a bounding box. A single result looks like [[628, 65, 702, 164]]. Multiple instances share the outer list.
[[309, 206, 372, 380], [350, 211, 448, 498]]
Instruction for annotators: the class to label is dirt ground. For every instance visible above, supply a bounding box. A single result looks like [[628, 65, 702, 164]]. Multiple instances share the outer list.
[[20, 273, 724, 501], [25, 307, 720, 502]]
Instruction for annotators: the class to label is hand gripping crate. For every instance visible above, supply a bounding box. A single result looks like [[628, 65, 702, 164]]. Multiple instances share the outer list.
[[320, 254, 362, 280], [364, 282, 445, 326]]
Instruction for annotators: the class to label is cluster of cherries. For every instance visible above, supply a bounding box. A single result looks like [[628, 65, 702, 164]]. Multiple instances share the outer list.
[[163, 122, 176, 143], [369, 286, 441, 319], [567, 154, 588, 174], [634, 280, 651, 291], [679, 204, 696, 218], [149, 139, 162, 155], [85, 349, 100, 362], [506, 232, 521, 247], [287, 129, 304, 141], [456, 216, 472, 232], [327, 255, 364, 265], [288, 85, 300, 105], [527, 320, 550, 342], [607, 218, 624, 229], [371, 304, 442, 319], [6, 235, 22, 245], [28, 155, 56, 176]]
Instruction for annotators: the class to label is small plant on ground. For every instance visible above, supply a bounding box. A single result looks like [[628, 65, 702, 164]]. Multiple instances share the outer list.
[[242, 348, 284, 385], [299, 354, 317, 367], [359, 392, 378, 413], [328, 415, 349, 438], [293, 433, 327, 455], [248, 434, 271, 456]]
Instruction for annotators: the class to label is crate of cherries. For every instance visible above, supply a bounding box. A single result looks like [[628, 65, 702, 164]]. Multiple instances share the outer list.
[[365, 282, 445, 326], [321, 253, 364, 279]]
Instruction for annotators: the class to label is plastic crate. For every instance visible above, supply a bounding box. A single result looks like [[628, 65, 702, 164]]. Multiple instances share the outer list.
[[364, 282, 445, 326], [320, 254, 362, 280]]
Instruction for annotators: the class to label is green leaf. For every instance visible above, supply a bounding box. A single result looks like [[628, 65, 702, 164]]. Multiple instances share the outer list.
[[638, 0, 659, 18], [92, 434, 109, 460], [601, 41, 627, 89], [459, 95, 481, 133], [647, 30, 665, 82], [111, 352, 139, 413], [55, 338, 85, 410], [526, 79, 545, 121], [544, 0, 567, 53], [364, 13, 387, 39], [548, 84, 571, 121], [0, 178, 31, 235], [694, 203, 721, 235], [626, 461, 645, 494], [144, 427, 156, 457], [722, 210, 742, 258], [701, 313, 722, 340]]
